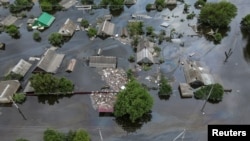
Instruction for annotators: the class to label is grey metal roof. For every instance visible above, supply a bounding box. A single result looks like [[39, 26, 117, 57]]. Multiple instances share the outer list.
[[11, 59, 32, 76], [136, 48, 154, 64], [98, 20, 115, 36], [36, 48, 65, 73], [58, 18, 77, 36], [0, 80, 20, 103], [89, 56, 117, 68]]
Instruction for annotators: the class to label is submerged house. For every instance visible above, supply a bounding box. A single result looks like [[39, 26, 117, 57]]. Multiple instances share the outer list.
[[136, 38, 155, 64], [89, 56, 117, 68], [33, 48, 65, 74], [10, 59, 32, 77], [33, 12, 55, 29], [0, 14, 18, 26], [183, 60, 214, 88], [58, 18, 77, 37], [136, 48, 154, 64], [0, 80, 20, 103], [97, 20, 115, 37]]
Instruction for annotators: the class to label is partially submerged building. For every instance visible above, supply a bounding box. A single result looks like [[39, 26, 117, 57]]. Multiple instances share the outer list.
[[66, 58, 77, 72], [33, 48, 65, 74], [0, 14, 18, 26], [89, 56, 117, 68], [120, 27, 128, 38], [0, 80, 20, 103], [165, 0, 177, 5], [97, 20, 115, 37], [58, 18, 77, 37], [136, 48, 154, 64], [10, 59, 32, 77], [179, 83, 193, 98], [136, 38, 155, 64], [59, 0, 77, 9], [33, 12, 55, 29], [183, 60, 214, 88]]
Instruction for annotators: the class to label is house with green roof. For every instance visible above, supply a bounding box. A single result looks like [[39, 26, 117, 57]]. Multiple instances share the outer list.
[[33, 12, 55, 29]]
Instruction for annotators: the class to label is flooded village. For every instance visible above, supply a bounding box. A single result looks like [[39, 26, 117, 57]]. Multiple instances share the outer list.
[[1, 0, 250, 141]]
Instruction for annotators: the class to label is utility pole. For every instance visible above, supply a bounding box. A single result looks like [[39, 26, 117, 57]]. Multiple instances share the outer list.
[[9, 96, 27, 120], [98, 128, 103, 141], [173, 129, 186, 141], [201, 86, 214, 115]]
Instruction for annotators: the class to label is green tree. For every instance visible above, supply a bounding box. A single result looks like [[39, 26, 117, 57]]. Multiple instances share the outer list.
[[6, 25, 20, 38], [128, 22, 144, 36], [81, 19, 89, 28], [33, 31, 41, 41], [114, 79, 154, 122], [9, 0, 34, 13], [87, 27, 97, 38], [194, 0, 206, 8], [199, 1, 237, 28], [146, 4, 153, 11], [158, 76, 172, 96], [214, 32, 222, 43], [194, 83, 224, 102], [73, 129, 91, 141], [40, 1, 53, 12], [155, 0, 165, 11], [146, 26, 154, 36], [30, 73, 74, 94], [13, 93, 26, 104], [48, 32, 64, 46], [43, 128, 64, 141], [16, 138, 29, 141], [241, 14, 250, 33], [66, 130, 76, 141]]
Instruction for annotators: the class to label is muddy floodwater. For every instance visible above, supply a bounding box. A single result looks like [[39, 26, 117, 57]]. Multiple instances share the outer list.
[[1, 0, 250, 141]]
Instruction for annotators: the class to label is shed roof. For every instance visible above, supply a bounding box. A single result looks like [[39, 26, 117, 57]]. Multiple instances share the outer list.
[[34, 12, 55, 27], [66, 58, 77, 72], [89, 56, 117, 68], [98, 20, 115, 36], [137, 48, 154, 64], [58, 18, 77, 36], [161, 22, 170, 28], [165, 0, 177, 5], [35, 48, 65, 73], [179, 83, 193, 98], [0, 80, 20, 103], [11, 59, 32, 76]]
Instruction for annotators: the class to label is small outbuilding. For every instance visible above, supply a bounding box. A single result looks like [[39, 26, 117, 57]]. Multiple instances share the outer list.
[[120, 27, 128, 38], [66, 58, 77, 72], [0, 80, 20, 103], [165, 0, 177, 5], [89, 56, 117, 68], [179, 83, 193, 98]]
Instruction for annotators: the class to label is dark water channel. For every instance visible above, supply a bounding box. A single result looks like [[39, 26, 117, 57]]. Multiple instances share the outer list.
[[1, 0, 250, 141]]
